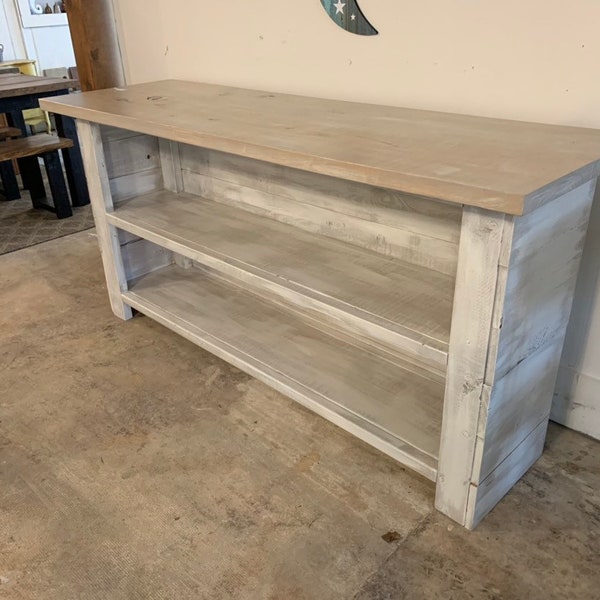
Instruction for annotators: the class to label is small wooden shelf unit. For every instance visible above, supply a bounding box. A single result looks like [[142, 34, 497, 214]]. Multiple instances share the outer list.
[[41, 81, 600, 529]]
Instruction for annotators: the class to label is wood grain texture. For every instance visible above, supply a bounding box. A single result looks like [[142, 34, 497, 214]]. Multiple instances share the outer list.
[[100, 125, 143, 144], [181, 145, 460, 275], [76, 120, 132, 320], [39, 81, 600, 215], [435, 207, 510, 526], [0, 126, 22, 139], [106, 190, 454, 371], [436, 180, 596, 528], [180, 145, 462, 232], [463, 181, 597, 521], [0, 73, 74, 99], [121, 237, 173, 282], [103, 133, 160, 180], [0, 134, 72, 161], [494, 180, 597, 379], [100, 127, 164, 202], [476, 341, 562, 482], [64, 0, 126, 92], [123, 263, 445, 480], [466, 419, 548, 529], [159, 139, 184, 193], [109, 169, 163, 203]]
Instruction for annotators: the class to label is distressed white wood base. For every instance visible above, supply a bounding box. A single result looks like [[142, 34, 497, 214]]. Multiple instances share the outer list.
[[74, 116, 597, 529], [437, 181, 596, 528], [76, 120, 133, 320]]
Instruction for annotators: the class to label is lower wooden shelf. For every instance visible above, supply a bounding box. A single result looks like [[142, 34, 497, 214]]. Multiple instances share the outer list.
[[123, 263, 444, 481]]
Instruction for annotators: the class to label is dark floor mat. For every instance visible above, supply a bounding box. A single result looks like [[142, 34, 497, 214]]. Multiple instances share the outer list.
[[0, 193, 94, 255]]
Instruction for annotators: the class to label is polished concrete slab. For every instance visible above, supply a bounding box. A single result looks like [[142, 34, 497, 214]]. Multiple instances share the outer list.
[[0, 231, 598, 599]]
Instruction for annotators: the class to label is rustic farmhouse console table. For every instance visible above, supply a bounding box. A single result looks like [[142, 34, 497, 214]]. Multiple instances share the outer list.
[[42, 81, 600, 528]]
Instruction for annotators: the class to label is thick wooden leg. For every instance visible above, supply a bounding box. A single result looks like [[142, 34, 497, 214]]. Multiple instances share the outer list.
[[54, 113, 90, 207], [435, 207, 511, 527], [436, 180, 596, 529], [0, 160, 20, 200], [19, 156, 46, 207], [6, 110, 27, 138], [76, 120, 132, 320], [43, 151, 72, 219], [6, 110, 31, 192]]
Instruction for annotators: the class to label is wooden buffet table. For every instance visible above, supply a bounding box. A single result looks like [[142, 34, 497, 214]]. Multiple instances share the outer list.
[[41, 81, 600, 529]]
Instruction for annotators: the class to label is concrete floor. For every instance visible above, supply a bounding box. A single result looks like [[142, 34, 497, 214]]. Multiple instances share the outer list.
[[0, 231, 599, 600]]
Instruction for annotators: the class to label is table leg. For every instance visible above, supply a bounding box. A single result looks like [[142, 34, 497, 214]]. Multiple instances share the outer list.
[[43, 151, 72, 219], [6, 109, 43, 193], [6, 109, 27, 136], [0, 160, 20, 200], [54, 113, 90, 207], [19, 156, 46, 208]]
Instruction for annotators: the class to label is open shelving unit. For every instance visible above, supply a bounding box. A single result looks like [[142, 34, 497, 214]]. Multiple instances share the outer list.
[[41, 81, 600, 528], [109, 185, 453, 481], [107, 190, 455, 375]]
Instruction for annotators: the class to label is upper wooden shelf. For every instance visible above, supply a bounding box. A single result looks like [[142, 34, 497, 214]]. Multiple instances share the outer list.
[[40, 80, 600, 215]]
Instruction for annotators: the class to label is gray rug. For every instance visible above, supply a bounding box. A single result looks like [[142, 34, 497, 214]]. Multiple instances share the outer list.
[[0, 192, 94, 255]]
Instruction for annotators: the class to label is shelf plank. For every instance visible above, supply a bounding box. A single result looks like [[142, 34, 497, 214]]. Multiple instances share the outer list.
[[124, 264, 444, 480], [107, 190, 454, 372]]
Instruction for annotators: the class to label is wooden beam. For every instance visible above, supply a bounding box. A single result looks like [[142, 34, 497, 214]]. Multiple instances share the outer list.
[[76, 120, 132, 319], [65, 0, 126, 91]]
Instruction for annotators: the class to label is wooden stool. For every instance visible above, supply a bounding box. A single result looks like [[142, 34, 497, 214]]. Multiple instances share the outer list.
[[0, 134, 74, 218], [0, 126, 23, 200]]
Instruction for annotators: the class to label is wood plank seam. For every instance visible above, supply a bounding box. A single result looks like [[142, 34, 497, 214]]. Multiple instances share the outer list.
[[180, 158, 462, 245], [159, 138, 184, 193], [465, 415, 550, 528], [182, 168, 459, 275]]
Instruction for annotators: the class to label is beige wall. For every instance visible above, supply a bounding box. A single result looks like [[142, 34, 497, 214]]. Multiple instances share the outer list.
[[116, 0, 600, 127], [112, 1, 169, 84], [114, 0, 600, 438]]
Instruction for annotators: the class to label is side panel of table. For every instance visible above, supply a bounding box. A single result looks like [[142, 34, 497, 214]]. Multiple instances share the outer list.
[[437, 180, 596, 528]]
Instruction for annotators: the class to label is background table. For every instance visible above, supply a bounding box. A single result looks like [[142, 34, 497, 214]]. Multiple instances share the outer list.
[[0, 73, 89, 206]]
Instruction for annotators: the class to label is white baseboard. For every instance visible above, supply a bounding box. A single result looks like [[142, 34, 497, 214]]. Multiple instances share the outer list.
[[552, 365, 600, 440]]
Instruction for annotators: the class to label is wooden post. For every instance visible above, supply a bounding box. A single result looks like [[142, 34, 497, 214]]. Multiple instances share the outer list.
[[65, 0, 126, 91], [76, 120, 132, 320], [437, 181, 596, 528]]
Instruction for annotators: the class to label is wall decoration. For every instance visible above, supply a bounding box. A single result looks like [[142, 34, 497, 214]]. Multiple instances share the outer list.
[[16, 0, 68, 28], [320, 0, 378, 36]]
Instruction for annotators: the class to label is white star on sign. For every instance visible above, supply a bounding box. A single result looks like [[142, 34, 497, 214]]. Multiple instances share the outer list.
[[334, 1, 346, 15], [351, 14, 356, 20]]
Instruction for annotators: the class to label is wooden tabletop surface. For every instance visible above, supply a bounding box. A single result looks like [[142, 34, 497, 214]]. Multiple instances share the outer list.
[[0, 73, 75, 99], [40, 80, 600, 215]]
